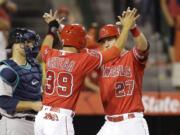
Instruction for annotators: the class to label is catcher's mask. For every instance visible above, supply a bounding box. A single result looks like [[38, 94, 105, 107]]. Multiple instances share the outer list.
[[8, 28, 40, 60]]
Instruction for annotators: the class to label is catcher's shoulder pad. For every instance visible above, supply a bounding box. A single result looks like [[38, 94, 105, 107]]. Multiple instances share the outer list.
[[0, 67, 17, 86]]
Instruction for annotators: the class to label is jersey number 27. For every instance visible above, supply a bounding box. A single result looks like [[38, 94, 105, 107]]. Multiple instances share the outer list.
[[115, 80, 134, 97]]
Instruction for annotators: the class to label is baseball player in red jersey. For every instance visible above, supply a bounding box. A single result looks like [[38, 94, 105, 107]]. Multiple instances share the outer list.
[[97, 8, 150, 135], [34, 9, 138, 135]]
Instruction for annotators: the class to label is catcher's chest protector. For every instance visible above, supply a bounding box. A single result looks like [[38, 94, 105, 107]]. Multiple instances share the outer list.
[[2, 59, 42, 101]]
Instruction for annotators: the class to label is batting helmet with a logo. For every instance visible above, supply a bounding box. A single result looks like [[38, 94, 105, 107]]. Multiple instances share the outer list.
[[60, 24, 86, 50], [98, 24, 120, 42]]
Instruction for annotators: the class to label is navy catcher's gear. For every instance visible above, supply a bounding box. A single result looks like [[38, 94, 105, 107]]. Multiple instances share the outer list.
[[8, 28, 41, 60], [1, 60, 42, 101], [0, 96, 19, 114], [0, 67, 17, 86]]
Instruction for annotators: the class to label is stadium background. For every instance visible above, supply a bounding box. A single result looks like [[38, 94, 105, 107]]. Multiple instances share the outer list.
[[7, 0, 180, 134]]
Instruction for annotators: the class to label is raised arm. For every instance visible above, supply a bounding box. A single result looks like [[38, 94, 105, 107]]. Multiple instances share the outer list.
[[115, 8, 139, 50], [37, 10, 62, 61], [130, 25, 148, 51], [101, 8, 139, 63], [117, 8, 148, 51]]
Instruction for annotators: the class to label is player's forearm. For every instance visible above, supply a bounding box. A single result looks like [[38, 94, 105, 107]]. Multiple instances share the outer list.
[[16, 101, 35, 112], [102, 27, 129, 63], [114, 27, 129, 50], [133, 33, 148, 51], [16, 101, 41, 112], [42, 34, 54, 48], [103, 25, 148, 63], [37, 34, 54, 62], [0, 95, 41, 114], [102, 27, 130, 63]]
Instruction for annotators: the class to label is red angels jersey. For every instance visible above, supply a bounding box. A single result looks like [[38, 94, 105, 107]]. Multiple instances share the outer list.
[[99, 46, 149, 115], [41, 46, 102, 111]]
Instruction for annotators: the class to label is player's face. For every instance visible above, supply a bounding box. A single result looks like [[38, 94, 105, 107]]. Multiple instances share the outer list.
[[101, 37, 117, 50], [22, 41, 34, 49], [14, 41, 34, 56]]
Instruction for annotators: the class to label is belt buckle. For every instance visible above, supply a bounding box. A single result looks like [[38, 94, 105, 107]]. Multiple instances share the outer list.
[[25, 116, 35, 121]]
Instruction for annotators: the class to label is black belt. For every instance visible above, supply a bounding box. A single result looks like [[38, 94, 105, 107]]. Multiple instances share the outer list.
[[19, 110, 37, 115], [2, 115, 35, 122], [23, 115, 35, 122]]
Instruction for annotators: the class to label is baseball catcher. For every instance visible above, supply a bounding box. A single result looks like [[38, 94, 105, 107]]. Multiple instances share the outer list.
[[0, 28, 42, 135]]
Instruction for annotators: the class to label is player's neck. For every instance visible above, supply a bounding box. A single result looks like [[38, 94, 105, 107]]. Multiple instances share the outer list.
[[63, 47, 79, 53], [12, 51, 27, 65]]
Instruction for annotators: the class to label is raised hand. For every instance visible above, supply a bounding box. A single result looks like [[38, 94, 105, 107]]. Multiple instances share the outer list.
[[117, 7, 140, 30], [43, 9, 65, 26], [43, 9, 57, 24]]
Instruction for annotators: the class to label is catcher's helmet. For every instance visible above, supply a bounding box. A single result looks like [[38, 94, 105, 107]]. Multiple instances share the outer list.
[[8, 28, 40, 48], [8, 28, 40, 59], [60, 24, 86, 50], [98, 24, 120, 42]]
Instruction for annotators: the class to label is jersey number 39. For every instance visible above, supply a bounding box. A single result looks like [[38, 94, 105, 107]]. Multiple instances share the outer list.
[[45, 70, 73, 97]]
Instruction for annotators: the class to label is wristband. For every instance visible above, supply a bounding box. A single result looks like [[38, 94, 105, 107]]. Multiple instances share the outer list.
[[48, 20, 59, 37], [130, 25, 141, 37]]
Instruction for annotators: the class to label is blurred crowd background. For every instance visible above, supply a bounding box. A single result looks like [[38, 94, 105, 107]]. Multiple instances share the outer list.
[[1, 0, 180, 92]]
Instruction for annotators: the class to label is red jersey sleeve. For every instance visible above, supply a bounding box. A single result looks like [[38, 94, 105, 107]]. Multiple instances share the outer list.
[[81, 48, 103, 73], [81, 46, 121, 73], [40, 45, 52, 62], [132, 42, 150, 64]]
